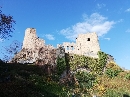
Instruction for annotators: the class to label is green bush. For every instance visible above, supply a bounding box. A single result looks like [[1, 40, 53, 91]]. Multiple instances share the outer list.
[[75, 71, 96, 89], [103, 89, 121, 97], [105, 69, 120, 78], [68, 52, 108, 75], [125, 73, 130, 80], [103, 89, 130, 97], [97, 51, 108, 74], [56, 57, 66, 75]]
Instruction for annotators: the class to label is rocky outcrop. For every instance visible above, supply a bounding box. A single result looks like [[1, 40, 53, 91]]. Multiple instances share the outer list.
[[107, 54, 115, 64]]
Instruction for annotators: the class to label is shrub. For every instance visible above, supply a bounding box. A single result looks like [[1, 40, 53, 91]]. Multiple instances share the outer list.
[[105, 69, 119, 78], [97, 51, 108, 74], [125, 73, 130, 80], [103, 89, 130, 97], [75, 71, 96, 89], [106, 62, 122, 71], [103, 89, 121, 97], [105, 62, 123, 78], [56, 57, 66, 76]]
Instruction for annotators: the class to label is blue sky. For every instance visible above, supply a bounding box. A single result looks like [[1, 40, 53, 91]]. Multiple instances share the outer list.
[[0, 0, 130, 69]]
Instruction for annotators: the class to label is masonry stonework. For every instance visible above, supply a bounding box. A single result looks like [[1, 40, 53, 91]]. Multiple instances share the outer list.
[[22, 28, 45, 50], [12, 28, 65, 65], [11, 28, 115, 68], [58, 32, 100, 58]]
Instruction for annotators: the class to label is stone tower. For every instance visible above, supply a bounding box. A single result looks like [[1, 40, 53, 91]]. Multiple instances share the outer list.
[[75, 32, 100, 57], [59, 32, 100, 58], [22, 28, 45, 50]]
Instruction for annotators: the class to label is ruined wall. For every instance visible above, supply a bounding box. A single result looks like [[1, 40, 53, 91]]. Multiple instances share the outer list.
[[75, 32, 100, 58], [12, 28, 65, 65], [61, 42, 76, 54], [12, 28, 100, 64], [22, 28, 45, 50], [59, 32, 100, 58]]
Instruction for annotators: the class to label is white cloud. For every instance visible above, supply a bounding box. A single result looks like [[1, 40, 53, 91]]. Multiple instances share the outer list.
[[97, 3, 106, 9], [45, 34, 55, 40], [104, 38, 110, 41], [125, 8, 130, 12], [60, 13, 115, 41], [126, 29, 130, 33]]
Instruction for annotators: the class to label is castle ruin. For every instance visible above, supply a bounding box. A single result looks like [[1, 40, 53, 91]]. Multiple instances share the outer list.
[[22, 28, 45, 50], [58, 32, 100, 58], [12, 28, 65, 64], [12, 28, 102, 64]]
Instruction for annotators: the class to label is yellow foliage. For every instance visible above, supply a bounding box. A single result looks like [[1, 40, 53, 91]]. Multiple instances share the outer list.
[[106, 61, 122, 71]]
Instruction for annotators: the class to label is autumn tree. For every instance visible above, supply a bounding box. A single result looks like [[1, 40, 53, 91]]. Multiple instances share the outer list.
[[0, 7, 15, 39]]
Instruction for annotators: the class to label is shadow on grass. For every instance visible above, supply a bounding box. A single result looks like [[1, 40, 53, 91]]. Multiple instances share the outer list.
[[123, 94, 130, 97], [0, 63, 64, 97]]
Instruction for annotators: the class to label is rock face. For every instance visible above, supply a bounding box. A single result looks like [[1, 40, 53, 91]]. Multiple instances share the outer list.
[[12, 28, 65, 65]]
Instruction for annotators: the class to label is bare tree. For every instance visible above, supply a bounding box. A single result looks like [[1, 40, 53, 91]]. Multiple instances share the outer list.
[[3, 40, 22, 62]]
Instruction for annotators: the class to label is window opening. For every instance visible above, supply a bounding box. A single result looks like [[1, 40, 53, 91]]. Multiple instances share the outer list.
[[67, 46, 69, 50], [71, 46, 74, 50], [87, 38, 90, 41]]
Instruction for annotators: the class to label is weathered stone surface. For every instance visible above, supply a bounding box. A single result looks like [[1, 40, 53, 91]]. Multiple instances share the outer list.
[[12, 28, 65, 66], [11, 28, 115, 77], [58, 32, 100, 58], [107, 54, 115, 64], [22, 28, 45, 50], [12, 28, 113, 66]]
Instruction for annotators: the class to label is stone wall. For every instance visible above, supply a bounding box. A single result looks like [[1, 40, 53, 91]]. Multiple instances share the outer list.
[[61, 42, 76, 54], [12, 28, 65, 66], [12, 28, 101, 64], [22, 28, 45, 50], [58, 32, 100, 58]]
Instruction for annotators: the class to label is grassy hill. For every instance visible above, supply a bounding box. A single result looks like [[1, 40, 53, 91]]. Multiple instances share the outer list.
[[0, 62, 69, 97], [0, 52, 130, 97]]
